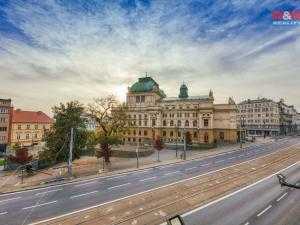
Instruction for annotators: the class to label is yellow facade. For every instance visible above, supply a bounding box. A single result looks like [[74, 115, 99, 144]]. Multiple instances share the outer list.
[[11, 123, 52, 147], [117, 77, 237, 147]]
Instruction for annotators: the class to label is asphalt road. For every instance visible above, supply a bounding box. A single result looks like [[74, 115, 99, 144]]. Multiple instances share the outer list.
[[182, 141, 300, 225], [0, 137, 299, 225]]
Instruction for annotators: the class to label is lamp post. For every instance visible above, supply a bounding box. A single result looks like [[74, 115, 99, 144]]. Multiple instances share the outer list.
[[183, 125, 187, 160], [175, 124, 178, 158], [239, 116, 244, 149], [197, 126, 200, 145]]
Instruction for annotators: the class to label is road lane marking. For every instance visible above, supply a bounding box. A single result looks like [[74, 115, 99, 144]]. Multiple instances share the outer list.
[[244, 222, 250, 225], [29, 146, 300, 225], [215, 160, 225, 163], [201, 163, 212, 166], [164, 171, 179, 176], [106, 175, 126, 180], [108, 183, 131, 190], [185, 167, 197, 171], [0, 196, 21, 203], [35, 189, 63, 196], [238, 155, 244, 157], [74, 181, 97, 187], [139, 177, 156, 182], [70, 190, 98, 199], [228, 157, 236, 160], [276, 192, 288, 202], [0, 211, 8, 215], [22, 201, 57, 210], [257, 205, 272, 217]]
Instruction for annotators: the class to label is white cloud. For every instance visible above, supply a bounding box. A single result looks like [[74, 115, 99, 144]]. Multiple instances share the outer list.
[[0, 0, 300, 115]]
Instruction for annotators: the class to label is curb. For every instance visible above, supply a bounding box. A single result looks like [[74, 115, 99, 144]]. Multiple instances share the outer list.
[[0, 139, 273, 195]]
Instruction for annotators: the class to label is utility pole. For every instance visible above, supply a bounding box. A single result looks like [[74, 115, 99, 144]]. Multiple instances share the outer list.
[[240, 116, 243, 149], [183, 128, 187, 160], [68, 127, 74, 179]]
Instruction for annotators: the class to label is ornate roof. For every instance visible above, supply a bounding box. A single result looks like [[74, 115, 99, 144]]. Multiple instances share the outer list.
[[130, 76, 166, 98]]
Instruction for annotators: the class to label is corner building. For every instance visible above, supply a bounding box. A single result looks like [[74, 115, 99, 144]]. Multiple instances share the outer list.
[[120, 77, 237, 146]]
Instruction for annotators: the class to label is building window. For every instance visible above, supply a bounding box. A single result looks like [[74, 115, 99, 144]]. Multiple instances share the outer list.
[[219, 132, 224, 140], [185, 120, 189, 127], [177, 120, 181, 127], [152, 119, 156, 126], [170, 131, 174, 137], [18, 125, 22, 130], [163, 120, 166, 126], [128, 130, 131, 135], [34, 133, 38, 139], [144, 120, 148, 126], [144, 130, 148, 136], [17, 134, 21, 140], [178, 131, 181, 137], [170, 120, 174, 126], [133, 130, 136, 135], [0, 136, 6, 141], [26, 134, 30, 140], [204, 119, 209, 127], [26, 124, 30, 130], [163, 131, 166, 137], [141, 96, 145, 102], [136, 96, 140, 103], [0, 127, 7, 131], [35, 124, 38, 129], [193, 120, 197, 127], [138, 121, 142, 126], [204, 132, 209, 143], [194, 132, 197, 138]]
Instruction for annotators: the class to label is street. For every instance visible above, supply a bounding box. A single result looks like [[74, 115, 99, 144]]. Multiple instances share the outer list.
[[0, 137, 299, 225]]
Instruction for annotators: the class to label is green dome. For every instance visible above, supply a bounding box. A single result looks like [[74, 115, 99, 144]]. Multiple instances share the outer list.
[[130, 76, 166, 98], [131, 77, 156, 92], [179, 83, 188, 98]]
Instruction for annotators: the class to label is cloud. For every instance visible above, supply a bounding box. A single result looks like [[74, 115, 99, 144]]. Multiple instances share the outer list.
[[0, 0, 300, 115]]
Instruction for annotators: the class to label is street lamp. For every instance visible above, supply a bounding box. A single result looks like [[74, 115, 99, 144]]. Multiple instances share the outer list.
[[175, 124, 178, 158]]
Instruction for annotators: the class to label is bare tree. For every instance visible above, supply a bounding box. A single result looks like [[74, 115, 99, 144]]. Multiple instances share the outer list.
[[87, 95, 131, 163]]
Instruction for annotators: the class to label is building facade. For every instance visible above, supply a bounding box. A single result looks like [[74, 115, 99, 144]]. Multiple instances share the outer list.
[[11, 110, 54, 147], [278, 99, 298, 134], [236, 98, 280, 136], [117, 77, 237, 146], [0, 99, 13, 153]]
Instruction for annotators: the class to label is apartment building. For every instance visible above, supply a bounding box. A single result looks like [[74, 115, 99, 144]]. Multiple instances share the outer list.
[[11, 109, 54, 146], [236, 98, 280, 136], [0, 99, 13, 153]]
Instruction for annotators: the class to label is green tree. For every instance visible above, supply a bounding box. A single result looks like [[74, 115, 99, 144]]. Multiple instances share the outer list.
[[87, 95, 131, 163], [40, 101, 88, 164]]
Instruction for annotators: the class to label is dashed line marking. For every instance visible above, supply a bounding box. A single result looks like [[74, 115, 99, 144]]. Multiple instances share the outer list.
[[70, 191, 98, 199], [108, 183, 131, 190], [22, 201, 58, 210], [276, 192, 288, 202], [201, 163, 212, 166], [185, 167, 197, 171], [257, 205, 272, 217], [215, 160, 225, 163], [228, 157, 235, 160], [0, 211, 8, 216], [0, 197, 21, 203], [35, 189, 63, 195], [74, 181, 97, 187], [244, 222, 250, 225], [106, 175, 126, 180], [139, 177, 156, 182], [164, 171, 179, 176]]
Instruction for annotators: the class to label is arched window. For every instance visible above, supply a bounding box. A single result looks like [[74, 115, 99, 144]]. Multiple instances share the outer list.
[[170, 120, 174, 126], [178, 131, 181, 137], [163, 120, 166, 126], [185, 120, 189, 127], [163, 130, 166, 136], [170, 131, 174, 137], [177, 120, 181, 127]]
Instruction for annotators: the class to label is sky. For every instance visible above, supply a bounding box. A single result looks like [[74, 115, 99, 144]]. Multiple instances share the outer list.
[[0, 0, 300, 115]]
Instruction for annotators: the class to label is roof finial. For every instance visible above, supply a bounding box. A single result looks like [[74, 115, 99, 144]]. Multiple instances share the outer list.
[[146, 72, 148, 77]]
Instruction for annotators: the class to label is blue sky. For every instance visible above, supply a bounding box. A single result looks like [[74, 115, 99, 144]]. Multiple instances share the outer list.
[[0, 0, 300, 114]]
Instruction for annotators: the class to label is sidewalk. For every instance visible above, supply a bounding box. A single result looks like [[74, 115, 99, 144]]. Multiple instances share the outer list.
[[0, 137, 272, 193]]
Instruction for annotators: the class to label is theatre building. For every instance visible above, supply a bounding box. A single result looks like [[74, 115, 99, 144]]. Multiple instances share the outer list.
[[116, 76, 237, 146]]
